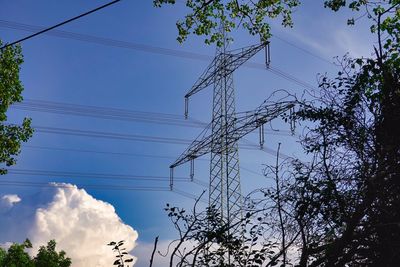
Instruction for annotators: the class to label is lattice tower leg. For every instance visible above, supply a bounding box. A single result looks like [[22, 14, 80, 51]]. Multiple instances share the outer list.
[[209, 57, 242, 235]]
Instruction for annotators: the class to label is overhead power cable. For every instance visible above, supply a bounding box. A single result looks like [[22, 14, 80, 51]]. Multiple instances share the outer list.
[[0, 180, 169, 192], [0, 19, 333, 66], [272, 35, 334, 65], [26, 124, 287, 154], [0, 20, 317, 90], [12, 99, 206, 128], [0, 19, 211, 59], [0, 179, 209, 201], [24, 144, 181, 160], [24, 124, 294, 165], [173, 188, 208, 203], [7, 168, 189, 182], [10, 99, 293, 136], [0, 180, 210, 202], [0, 0, 122, 50], [22, 144, 266, 178], [33, 125, 195, 145]]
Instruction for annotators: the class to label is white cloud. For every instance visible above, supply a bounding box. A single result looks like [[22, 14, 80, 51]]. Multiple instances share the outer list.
[[286, 27, 373, 61], [1, 194, 21, 209], [0, 183, 138, 267]]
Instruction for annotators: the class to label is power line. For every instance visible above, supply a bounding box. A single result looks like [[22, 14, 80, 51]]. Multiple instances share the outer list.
[[0, 20, 331, 66], [32, 125, 195, 145], [10, 99, 294, 136], [242, 137, 293, 160], [20, 99, 193, 120], [23, 144, 181, 160], [0, 179, 207, 201], [0, 180, 169, 192], [16, 121, 295, 161], [0, 0, 122, 50], [10, 123, 289, 149], [0, 20, 317, 90], [272, 34, 334, 65], [11, 99, 206, 128], [0, 19, 211, 59], [266, 66, 317, 90], [0, 180, 208, 202], [7, 168, 190, 182], [22, 144, 266, 178], [173, 188, 208, 203], [5, 151, 264, 192], [173, 0, 332, 66]]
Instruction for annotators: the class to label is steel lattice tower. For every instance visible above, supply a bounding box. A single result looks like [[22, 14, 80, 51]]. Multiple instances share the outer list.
[[169, 24, 295, 234], [208, 24, 242, 230]]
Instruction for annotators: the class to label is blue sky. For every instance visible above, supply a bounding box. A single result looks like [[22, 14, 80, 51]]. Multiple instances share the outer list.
[[0, 1, 374, 266]]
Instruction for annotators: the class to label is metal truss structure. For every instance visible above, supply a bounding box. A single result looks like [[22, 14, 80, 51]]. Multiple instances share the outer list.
[[170, 26, 294, 235]]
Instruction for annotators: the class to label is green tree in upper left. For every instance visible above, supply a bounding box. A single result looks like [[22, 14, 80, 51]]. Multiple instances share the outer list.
[[0, 40, 33, 175]]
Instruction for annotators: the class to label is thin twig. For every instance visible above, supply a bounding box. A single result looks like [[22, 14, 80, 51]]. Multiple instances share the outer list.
[[149, 236, 159, 267]]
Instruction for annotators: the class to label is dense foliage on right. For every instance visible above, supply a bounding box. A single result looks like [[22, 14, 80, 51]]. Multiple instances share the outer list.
[[154, 1, 400, 266], [288, 1, 400, 265]]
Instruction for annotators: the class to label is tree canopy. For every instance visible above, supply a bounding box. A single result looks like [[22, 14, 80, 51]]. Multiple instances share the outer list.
[[154, 0, 300, 45], [0, 41, 33, 175], [0, 239, 71, 267], [154, 0, 399, 45], [153, 0, 400, 266]]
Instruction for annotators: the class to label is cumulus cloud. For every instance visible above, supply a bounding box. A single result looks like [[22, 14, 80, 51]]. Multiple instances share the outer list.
[[0, 183, 138, 267]]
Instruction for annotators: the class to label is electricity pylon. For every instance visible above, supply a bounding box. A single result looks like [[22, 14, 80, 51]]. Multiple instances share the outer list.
[[169, 27, 295, 234]]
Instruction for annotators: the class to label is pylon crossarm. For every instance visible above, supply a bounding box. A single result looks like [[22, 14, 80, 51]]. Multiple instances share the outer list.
[[184, 42, 268, 99], [235, 101, 296, 128], [170, 136, 213, 168], [170, 121, 214, 168], [227, 42, 268, 70], [232, 101, 296, 137], [185, 56, 219, 98], [170, 101, 296, 169]]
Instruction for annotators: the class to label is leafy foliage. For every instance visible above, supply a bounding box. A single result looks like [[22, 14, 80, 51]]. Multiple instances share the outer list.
[[0, 239, 70, 267], [33, 240, 71, 267], [0, 40, 33, 175], [153, 0, 300, 45], [107, 240, 134, 267], [0, 239, 33, 267], [158, 192, 296, 267], [154, 0, 400, 266]]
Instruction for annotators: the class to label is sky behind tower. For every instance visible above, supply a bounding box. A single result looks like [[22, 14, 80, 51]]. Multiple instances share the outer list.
[[0, 1, 374, 266]]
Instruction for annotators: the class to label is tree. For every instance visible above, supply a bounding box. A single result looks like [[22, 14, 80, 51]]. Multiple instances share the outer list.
[[0, 248, 5, 264], [0, 239, 34, 267], [154, 189, 293, 267], [283, 1, 400, 265], [0, 239, 71, 267], [33, 240, 71, 267], [0, 40, 33, 175], [153, 0, 300, 45], [153, 0, 400, 266]]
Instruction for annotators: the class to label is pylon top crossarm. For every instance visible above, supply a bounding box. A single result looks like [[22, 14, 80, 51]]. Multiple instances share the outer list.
[[170, 100, 296, 169], [184, 42, 269, 99]]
